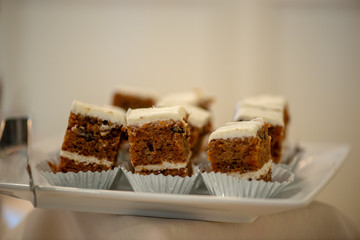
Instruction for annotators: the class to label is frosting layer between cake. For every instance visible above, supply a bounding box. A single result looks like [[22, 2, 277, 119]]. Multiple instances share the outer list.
[[226, 160, 272, 180], [134, 161, 189, 172], [60, 150, 113, 168]]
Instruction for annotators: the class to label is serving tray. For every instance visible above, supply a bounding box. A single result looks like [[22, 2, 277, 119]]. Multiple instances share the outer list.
[[0, 137, 350, 223]]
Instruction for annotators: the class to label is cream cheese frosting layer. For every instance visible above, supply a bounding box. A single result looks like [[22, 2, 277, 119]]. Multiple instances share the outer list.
[[60, 150, 113, 168], [157, 90, 211, 107], [234, 103, 284, 126], [208, 118, 264, 142], [227, 160, 272, 180], [157, 92, 198, 106], [157, 103, 211, 128], [134, 161, 188, 172], [241, 94, 287, 111], [71, 100, 126, 126], [126, 106, 187, 126]]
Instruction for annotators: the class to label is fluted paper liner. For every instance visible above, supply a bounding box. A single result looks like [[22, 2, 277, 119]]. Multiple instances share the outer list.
[[36, 153, 121, 189], [201, 164, 294, 198], [121, 162, 199, 194]]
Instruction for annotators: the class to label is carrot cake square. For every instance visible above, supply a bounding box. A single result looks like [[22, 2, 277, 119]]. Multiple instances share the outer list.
[[59, 100, 126, 173], [126, 106, 192, 177], [207, 118, 272, 181]]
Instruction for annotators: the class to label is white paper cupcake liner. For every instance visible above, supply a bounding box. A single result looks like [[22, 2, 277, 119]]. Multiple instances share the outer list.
[[201, 164, 294, 198], [36, 152, 121, 189], [121, 162, 199, 194]]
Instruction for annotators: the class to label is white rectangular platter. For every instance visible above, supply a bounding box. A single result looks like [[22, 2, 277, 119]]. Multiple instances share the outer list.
[[0, 142, 350, 223]]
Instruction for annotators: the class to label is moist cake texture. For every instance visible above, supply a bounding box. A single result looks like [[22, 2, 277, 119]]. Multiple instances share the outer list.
[[112, 86, 157, 110], [207, 118, 272, 181], [126, 106, 192, 177], [234, 103, 284, 163], [157, 102, 212, 159], [184, 104, 212, 158], [59, 100, 126, 173]]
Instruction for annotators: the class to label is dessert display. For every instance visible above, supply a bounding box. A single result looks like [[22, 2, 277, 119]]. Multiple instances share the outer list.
[[112, 85, 157, 110], [157, 89, 213, 110], [126, 106, 192, 177], [58, 100, 127, 173], [207, 118, 272, 181], [233, 102, 285, 163], [37, 90, 295, 197], [157, 102, 212, 159]]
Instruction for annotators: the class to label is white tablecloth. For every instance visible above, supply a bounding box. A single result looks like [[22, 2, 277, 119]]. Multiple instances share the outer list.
[[2, 201, 359, 240]]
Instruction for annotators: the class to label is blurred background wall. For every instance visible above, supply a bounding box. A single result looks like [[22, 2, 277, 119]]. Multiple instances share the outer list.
[[1, 0, 359, 228]]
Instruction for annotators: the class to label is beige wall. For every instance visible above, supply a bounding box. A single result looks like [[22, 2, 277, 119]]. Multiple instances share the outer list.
[[1, 0, 360, 228]]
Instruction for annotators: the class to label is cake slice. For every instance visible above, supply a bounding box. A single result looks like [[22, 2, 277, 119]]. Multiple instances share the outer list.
[[126, 106, 191, 177], [157, 89, 213, 110], [241, 94, 290, 138], [112, 85, 157, 110], [59, 100, 126, 173], [234, 102, 284, 163], [207, 118, 272, 181]]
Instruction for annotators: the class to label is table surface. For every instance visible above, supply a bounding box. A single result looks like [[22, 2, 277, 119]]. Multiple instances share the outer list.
[[1, 196, 359, 240]]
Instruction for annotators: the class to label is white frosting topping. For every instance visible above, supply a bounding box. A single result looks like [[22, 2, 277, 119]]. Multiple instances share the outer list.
[[241, 95, 287, 111], [234, 103, 284, 126], [126, 106, 187, 126], [227, 160, 272, 180], [157, 90, 211, 107], [134, 161, 188, 172], [113, 85, 158, 99], [60, 150, 113, 168], [208, 118, 264, 142], [157, 103, 211, 128], [71, 100, 126, 126]]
